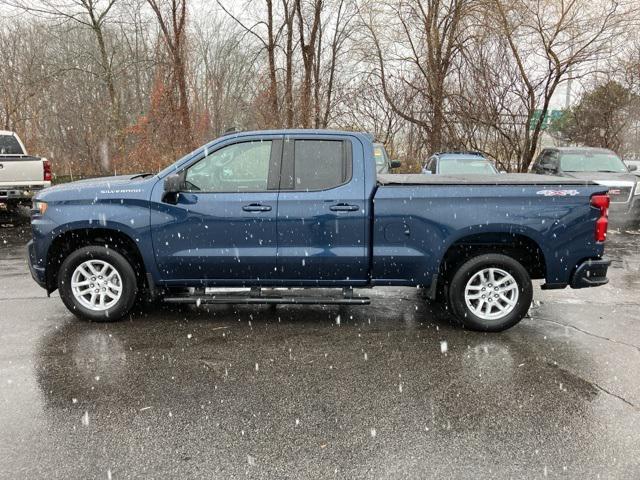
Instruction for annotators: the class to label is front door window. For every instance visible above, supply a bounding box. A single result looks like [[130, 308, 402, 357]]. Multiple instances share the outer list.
[[185, 141, 272, 193]]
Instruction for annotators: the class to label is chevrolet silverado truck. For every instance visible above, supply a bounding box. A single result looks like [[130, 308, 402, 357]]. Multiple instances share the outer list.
[[0, 131, 52, 213], [28, 130, 611, 331]]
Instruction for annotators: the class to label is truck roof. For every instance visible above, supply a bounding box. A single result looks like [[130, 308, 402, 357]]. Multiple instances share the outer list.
[[219, 129, 372, 140], [545, 147, 616, 154], [433, 151, 485, 158]]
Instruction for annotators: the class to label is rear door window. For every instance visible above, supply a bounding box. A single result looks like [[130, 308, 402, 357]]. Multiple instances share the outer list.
[[0, 135, 24, 155], [292, 140, 351, 191]]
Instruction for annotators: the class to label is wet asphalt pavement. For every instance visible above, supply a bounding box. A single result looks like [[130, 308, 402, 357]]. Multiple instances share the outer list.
[[0, 216, 639, 479]]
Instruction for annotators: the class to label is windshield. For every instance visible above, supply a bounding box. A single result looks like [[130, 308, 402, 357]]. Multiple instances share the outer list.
[[439, 157, 498, 174], [0, 134, 24, 155], [560, 152, 628, 173]]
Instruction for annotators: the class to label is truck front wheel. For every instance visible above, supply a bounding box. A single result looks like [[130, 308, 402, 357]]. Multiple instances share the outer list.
[[58, 246, 138, 322], [447, 253, 532, 332]]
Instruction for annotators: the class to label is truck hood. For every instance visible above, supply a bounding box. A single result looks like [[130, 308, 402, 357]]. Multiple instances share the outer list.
[[36, 174, 156, 202], [562, 171, 637, 185]]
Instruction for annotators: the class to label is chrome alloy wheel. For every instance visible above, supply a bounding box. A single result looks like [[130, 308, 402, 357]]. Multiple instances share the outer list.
[[464, 267, 519, 320], [71, 260, 123, 311]]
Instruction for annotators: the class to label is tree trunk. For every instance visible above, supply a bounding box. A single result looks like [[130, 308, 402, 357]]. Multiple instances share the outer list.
[[283, 0, 295, 127], [174, 48, 193, 148], [266, 0, 279, 126], [295, 0, 322, 129], [87, 6, 123, 174]]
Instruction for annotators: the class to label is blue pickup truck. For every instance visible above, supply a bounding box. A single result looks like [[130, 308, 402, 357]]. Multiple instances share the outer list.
[[28, 130, 611, 331]]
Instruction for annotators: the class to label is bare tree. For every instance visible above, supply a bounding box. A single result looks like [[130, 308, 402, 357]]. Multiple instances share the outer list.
[[492, 0, 638, 170], [146, 0, 193, 149], [3, 0, 640, 178], [3, 0, 126, 170], [449, 25, 530, 171], [191, 15, 258, 136], [362, 0, 473, 153], [294, 0, 322, 128]]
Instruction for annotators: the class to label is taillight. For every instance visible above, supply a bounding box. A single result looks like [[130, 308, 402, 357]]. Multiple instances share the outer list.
[[43, 159, 52, 182], [591, 194, 610, 242]]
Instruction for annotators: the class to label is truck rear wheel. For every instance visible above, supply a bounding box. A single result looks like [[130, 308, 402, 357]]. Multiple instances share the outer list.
[[447, 253, 532, 332], [58, 246, 138, 322]]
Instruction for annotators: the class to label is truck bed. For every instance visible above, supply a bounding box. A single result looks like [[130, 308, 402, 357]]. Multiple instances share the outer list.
[[371, 177, 607, 288], [0, 155, 46, 185], [377, 173, 594, 186]]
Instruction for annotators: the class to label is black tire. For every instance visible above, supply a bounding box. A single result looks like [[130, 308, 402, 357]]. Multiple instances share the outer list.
[[446, 253, 532, 332], [58, 246, 138, 322]]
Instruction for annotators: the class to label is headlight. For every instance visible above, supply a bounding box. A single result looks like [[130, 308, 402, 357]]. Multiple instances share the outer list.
[[33, 200, 48, 215]]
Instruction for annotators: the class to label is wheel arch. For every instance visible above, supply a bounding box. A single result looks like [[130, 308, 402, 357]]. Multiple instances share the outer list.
[[45, 226, 149, 294], [437, 231, 547, 284]]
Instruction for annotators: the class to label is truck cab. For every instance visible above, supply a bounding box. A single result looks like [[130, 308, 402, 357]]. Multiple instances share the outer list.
[[154, 132, 370, 283]]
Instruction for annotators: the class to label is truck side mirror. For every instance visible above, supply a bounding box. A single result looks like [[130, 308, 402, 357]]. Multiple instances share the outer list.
[[629, 164, 638, 172], [164, 173, 184, 194], [163, 172, 184, 204], [390, 160, 402, 169]]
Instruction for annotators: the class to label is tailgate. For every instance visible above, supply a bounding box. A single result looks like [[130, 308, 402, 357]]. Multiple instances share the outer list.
[[0, 157, 43, 183]]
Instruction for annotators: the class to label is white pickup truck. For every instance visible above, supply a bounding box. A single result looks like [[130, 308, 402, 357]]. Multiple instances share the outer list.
[[0, 131, 51, 212]]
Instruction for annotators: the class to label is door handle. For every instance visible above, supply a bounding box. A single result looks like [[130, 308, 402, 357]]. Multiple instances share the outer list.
[[329, 203, 359, 212], [242, 204, 272, 212]]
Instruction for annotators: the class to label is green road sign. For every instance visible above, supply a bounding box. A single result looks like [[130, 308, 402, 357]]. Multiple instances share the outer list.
[[529, 109, 564, 131]]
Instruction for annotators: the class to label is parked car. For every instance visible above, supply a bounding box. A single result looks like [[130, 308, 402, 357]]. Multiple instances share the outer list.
[[531, 147, 639, 226], [422, 151, 499, 175], [0, 130, 52, 213], [373, 142, 401, 173], [29, 130, 611, 332]]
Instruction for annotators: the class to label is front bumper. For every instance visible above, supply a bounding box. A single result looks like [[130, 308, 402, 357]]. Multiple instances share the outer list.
[[27, 240, 47, 289], [570, 257, 611, 289]]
